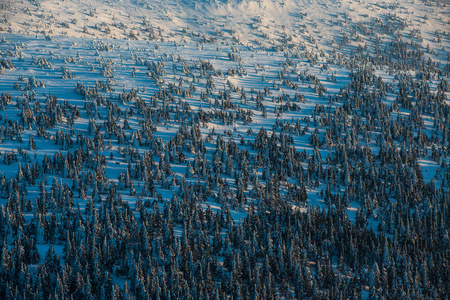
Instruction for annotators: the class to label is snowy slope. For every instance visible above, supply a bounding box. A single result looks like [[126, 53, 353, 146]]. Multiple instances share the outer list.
[[1, 0, 449, 50], [0, 0, 447, 223], [0, 0, 449, 299], [0, 0, 447, 221]]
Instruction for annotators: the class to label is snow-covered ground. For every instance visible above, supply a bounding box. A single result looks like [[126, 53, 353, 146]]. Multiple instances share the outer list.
[[0, 0, 449, 299], [1, 0, 449, 51]]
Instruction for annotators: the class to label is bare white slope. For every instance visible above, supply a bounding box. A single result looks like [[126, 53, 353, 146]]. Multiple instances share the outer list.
[[1, 0, 449, 51]]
